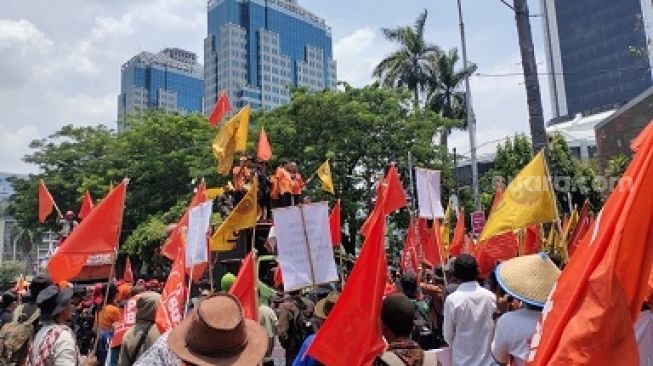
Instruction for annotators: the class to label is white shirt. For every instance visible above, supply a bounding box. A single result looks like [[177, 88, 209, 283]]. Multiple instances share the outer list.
[[30, 322, 82, 366], [491, 308, 541, 366], [636, 310, 653, 366], [443, 281, 497, 366]]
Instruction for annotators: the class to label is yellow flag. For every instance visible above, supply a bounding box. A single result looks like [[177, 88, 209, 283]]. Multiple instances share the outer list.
[[210, 180, 257, 251], [315, 160, 335, 194], [441, 203, 452, 246], [547, 225, 559, 251], [206, 187, 225, 199], [479, 151, 557, 242], [212, 105, 251, 176]]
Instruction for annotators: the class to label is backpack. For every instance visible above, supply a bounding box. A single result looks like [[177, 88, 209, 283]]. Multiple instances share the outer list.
[[0, 307, 40, 365], [380, 350, 438, 366], [411, 300, 439, 350], [287, 298, 313, 352]]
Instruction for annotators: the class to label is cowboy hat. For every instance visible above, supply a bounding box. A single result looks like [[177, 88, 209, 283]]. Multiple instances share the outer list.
[[495, 252, 561, 308], [167, 293, 268, 366], [36, 285, 73, 320], [314, 292, 339, 320]]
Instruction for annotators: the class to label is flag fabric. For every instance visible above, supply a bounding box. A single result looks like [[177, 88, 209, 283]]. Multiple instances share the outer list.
[[423, 220, 444, 268], [257, 127, 272, 161], [78, 191, 94, 220], [479, 151, 557, 242], [476, 231, 519, 278], [185, 200, 213, 267], [210, 180, 257, 251], [400, 221, 419, 275], [415, 168, 444, 219], [524, 224, 542, 255], [155, 248, 187, 333], [315, 160, 335, 195], [441, 203, 453, 248], [47, 180, 127, 283], [307, 187, 387, 366], [273, 265, 283, 289], [123, 256, 134, 283], [229, 251, 258, 321], [567, 201, 590, 258], [491, 181, 505, 214], [360, 165, 408, 236], [527, 121, 653, 366], [206, 187, 224, 199], [212, 105, 251, 176], [329, 200, 342, 246], [449, 209, 466, 257], [208, 90, 231, 127], [110, 295, 139, 348], [38, 179, 56, 223], [416, 218, 430, 261], [161, 182, 207, 260]]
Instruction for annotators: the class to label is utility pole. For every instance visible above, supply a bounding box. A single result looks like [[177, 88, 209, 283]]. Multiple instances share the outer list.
[[456, 0, 481, 211], [513, 0, 548, 152]]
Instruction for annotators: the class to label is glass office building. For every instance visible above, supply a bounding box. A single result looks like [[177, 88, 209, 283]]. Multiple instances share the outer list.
[[204, 0, 337, 112], [541, 0, 653, 123], [117, 48, 204, 131]]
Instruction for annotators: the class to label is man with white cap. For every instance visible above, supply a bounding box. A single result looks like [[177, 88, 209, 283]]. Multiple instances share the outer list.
[[491, 253, 561, 366]]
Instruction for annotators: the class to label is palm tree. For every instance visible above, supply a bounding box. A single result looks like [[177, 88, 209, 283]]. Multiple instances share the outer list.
[[373, 10, 441, 107], [426, 48, 477, 148]]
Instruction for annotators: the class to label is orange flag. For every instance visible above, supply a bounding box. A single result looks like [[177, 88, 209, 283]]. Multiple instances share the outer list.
[[123, 256, 134, 283], [229, 251, 258, 321], [423, 220, 444, 268], [307, 186, 387, 366], [567, 200, 590, 258], [47, 180, 127, 283], [360, 165, 407, 236], [449, 209, 465, 257], [400, 220, 419, 275], [524, 224, 542, 255], [208, 90, 231, 126], [161, 182, 208, 282], [155, 248, 187, 332], [257, 127, 272, 161], [78, 191, 94, 220], [475, 231, 518, 278], [329, 200, 342, 246], [527, 121, 653, 366], [38, 179, 56, 223], [273, 265, 283, 289]]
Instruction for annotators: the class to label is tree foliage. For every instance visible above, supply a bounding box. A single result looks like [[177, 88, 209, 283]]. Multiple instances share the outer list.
[[0, 261, 24, 289]]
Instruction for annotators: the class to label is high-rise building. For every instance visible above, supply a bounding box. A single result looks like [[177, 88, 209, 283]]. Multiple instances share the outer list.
[[541, 0, 653, 123], [117, 48, 204, 131], [204, 0, 337, 112]]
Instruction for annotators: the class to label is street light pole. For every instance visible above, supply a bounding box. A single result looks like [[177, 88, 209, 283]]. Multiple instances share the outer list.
[[456, 0, 481, 211]]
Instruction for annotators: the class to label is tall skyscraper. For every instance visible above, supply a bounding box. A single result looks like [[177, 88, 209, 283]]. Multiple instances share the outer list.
[[204, 0, 337, 112], [117, 48, 204, 131], [541, 0, 653, 123]]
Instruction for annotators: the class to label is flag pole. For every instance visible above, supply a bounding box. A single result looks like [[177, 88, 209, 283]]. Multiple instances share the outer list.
[[425, 175, 449, 290], [298, 204, 319, 297], [184, 265, 194, 315]]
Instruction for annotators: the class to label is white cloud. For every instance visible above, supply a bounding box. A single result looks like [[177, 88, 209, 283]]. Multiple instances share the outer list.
[[0, 124, 41, 173], [334, 27, 392, 86], [0, 19, 53, 89]]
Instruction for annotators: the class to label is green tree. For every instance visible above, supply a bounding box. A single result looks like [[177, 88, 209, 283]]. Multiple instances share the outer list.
[[373, 10, 441, 107], [426, 48, 477, 148], [0, 261, 24, 288], [605, 153, 630, 178]]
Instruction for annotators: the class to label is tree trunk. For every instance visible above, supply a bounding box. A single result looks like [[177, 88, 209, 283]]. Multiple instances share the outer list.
[[413, 87, 420, 109], [439, 127, 449, 149]]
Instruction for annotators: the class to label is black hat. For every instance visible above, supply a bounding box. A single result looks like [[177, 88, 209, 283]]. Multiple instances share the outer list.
[[36, 285, 73, 320], [381, 294, 416, 337], [399, 272, 418, 299], [453, 254, 479, 282], [30, 274, 52, 299]]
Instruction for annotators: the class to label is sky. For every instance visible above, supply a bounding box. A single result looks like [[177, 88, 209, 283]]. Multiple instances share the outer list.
[[0, 0, 550, 174]]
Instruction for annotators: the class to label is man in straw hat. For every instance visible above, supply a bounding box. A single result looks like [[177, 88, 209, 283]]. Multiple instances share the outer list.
[[292, 292, 339, 366], [134, 293, 268, 366], [26, 285, 97, 366], [491, 253, 561, 366], [443, 254, 496, 366]]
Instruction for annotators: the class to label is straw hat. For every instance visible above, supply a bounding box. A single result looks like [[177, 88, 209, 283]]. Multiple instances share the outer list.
[[167, 293, 267, 366], [495, 253, 560, 307], [314, 292, 339, 320]]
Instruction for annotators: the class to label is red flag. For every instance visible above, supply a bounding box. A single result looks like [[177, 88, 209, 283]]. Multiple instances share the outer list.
[[527, 121, 653, 365], [155, 248, 187, 332], [229, 251, 258, 321], [567, 201, 590, 257], [38, 179, 56, 223], [273, 265, 283, 289], [423, 220, 444, 268], [208, 90, 231, 126], [257, 127, 272, 161], [449, 209, 465, 257], [524, 224, 541, 255], [491, 181, 504, 213], [400, 221, 419, 275], [47, 180, 127, 283], [360, 165, 407, 236], [307, 191, 387, 366], [111, 295, 138, 347], [123, 256, 134, 283], [475, 231, 518, 278], [329, 200, 342, 246], [78, 191, 94, 220], [161, 182, 208, 282]]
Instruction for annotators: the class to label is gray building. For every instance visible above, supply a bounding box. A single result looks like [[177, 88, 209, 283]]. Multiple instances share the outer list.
[[117, 48, 204, 131], [541, 0, 653, 123]]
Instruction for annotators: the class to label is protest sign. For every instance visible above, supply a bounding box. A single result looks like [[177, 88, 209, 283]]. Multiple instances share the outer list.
[[415, 168, 445, 219]]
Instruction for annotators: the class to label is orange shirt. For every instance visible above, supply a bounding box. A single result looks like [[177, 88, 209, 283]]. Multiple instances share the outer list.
[[276, 167, 292, 194], [290, 173, 304, 195], [232, 166, 251, 191], [97, 304, 122, 330]]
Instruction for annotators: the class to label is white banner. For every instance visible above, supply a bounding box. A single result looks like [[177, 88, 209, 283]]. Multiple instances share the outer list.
[[273, 202, 339, 291], [415, 167, 445, 219], [186, 200, 213, 267]]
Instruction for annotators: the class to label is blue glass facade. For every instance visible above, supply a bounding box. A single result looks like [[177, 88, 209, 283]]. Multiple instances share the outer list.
[[204, 0, 336, 111]]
